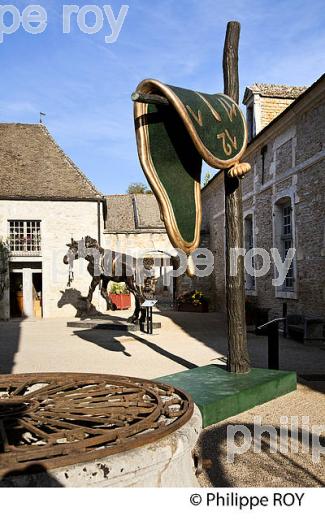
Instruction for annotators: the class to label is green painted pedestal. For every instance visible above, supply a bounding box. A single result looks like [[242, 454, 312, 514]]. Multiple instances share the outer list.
[[156, 364, 297, 427]]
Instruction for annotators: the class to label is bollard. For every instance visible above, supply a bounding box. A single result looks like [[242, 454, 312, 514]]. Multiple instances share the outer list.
[[257, 318, 286, 370]]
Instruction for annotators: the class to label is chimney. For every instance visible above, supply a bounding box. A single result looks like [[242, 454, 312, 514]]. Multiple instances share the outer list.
[[242, 83, 307, 141]]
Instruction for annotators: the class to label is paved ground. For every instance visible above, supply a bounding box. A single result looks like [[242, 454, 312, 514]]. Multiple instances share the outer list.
[[0, 309, 324, 377], [0, 309, 324, 487]]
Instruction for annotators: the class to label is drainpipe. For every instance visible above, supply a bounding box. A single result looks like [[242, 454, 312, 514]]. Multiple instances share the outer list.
[[97, 199, 102, 246]]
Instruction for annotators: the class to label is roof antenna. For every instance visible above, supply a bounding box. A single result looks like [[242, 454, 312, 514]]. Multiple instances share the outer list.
[[40, 112, 46, 124]]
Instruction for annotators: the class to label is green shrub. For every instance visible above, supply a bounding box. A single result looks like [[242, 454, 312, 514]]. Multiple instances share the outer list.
[[109, 282, 129, 295]]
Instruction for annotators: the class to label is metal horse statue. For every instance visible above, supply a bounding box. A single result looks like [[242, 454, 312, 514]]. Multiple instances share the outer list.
[[63, 236, 157, 324]]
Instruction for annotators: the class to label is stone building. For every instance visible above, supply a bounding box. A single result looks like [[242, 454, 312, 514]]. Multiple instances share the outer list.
[[0, 122, 195, 320], [243, 83, 307, 139], [103, 194, 176, 307], [202, 74, 325, 320], [104, 193, 171, 251], [103, 194, 214, 307], [0, 123, 104, 319]]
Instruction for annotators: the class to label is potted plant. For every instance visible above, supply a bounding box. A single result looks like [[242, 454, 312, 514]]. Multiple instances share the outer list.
[[109, 282, 131, 310], [176, 290, 209, 313]]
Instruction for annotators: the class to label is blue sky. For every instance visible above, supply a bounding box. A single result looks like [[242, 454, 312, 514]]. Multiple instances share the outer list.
[[1, 0, 324, 194]]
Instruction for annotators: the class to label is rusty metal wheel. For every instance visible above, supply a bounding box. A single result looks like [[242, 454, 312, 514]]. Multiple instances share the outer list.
[[0, 373, 193, 476]]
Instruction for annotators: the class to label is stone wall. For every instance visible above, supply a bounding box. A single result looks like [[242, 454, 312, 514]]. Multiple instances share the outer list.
[[201, 89, 325, 320], [201, 175, 225, 312], [0, 200, 104, 319], [103, 231, 173, 254], [175, 231, 216, 310], [260, 96, 295, 130]]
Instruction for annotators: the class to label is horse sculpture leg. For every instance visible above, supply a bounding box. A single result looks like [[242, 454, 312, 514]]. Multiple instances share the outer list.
[[130, 292, 148, 324], [86, 277, 100, 310], [124, 276, 141, 323], [126, 289, 141, 323]]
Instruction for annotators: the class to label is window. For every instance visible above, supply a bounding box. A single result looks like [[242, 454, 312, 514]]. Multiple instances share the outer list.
[[281, 205, 294, 289], [247, 105, 254, 141], [282, 205, 291, 236], [244, 214, 255, 291], [9, 221, 41, 255], [261, 145, 267, 184], [273, 195, 297, 298]]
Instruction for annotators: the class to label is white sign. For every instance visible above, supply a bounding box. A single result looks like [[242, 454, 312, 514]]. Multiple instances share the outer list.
[[141, 300, 158, 308]]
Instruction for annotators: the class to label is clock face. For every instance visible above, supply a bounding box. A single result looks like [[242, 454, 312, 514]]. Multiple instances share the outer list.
[[134, 79, 249, 254], [169, 86, 247, 166]]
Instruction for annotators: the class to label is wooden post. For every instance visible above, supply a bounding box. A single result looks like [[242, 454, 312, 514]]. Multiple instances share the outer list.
[[223, 21, 251, 373]]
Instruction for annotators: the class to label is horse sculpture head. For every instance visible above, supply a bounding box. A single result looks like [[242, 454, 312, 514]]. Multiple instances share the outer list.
[[63, 237, 105, 287], [63, 236, 102, 265], [63, 238, 79, 265], [63, 239, 79, 287]]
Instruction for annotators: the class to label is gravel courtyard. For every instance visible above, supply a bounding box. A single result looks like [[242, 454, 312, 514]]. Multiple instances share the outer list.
[[197, 381, 325, 488]]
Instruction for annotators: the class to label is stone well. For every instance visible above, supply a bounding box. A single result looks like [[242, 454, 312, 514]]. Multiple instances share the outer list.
[[0, 373, 202, 487]]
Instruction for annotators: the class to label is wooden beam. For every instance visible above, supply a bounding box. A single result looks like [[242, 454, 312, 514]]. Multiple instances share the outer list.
[[223, 21, 251, 373]]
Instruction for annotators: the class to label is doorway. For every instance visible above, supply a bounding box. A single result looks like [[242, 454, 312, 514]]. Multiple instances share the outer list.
[[9, 262, 43, 319], [32, 272, 43, 318], [10, 272, 23, 318]]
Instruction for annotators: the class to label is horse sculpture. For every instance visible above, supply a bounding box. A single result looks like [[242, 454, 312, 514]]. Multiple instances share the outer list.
[[63, 236, 157, 324]]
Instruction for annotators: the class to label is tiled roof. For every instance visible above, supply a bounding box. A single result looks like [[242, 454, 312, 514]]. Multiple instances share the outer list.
[[0, 123, 101, 200], [243, 83, 307, 103], [105, 195, 136, 231], [105, 194, 165, 232], [133, 193, 164, 229]]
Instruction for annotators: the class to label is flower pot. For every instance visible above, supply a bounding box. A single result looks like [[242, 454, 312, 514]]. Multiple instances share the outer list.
[[109, 293, 131, 310]]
